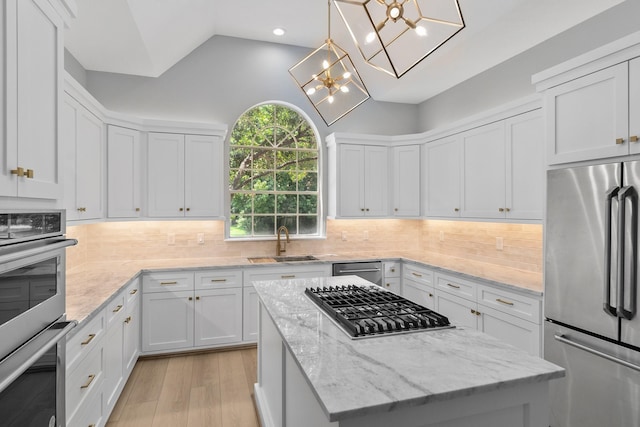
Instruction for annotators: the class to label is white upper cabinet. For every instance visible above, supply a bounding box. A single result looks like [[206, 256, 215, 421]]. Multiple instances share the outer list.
[[543, 63, 630, 164], [391, 145, 421, 217], [1, 0, 65, 199], [108, 126, 142, 218], [506, 110, 544, 220], [62, 94, 104, 220], [423, 135, 461, 217], [533, 34, 640, 165], [461, 122, 506, 218], [147, 132, 224, 218], [328, 140, 389, 218]]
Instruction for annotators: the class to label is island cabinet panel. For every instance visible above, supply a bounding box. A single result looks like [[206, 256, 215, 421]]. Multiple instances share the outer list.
[[243, 285, 259, 342], [256, 304, 284, 427]]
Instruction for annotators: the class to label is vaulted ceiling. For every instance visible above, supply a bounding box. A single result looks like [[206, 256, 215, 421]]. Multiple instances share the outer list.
[[65, 0, 625, 104]]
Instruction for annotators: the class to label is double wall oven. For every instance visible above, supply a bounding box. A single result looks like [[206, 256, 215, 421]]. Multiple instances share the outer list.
[[0, 211, 77, 426]]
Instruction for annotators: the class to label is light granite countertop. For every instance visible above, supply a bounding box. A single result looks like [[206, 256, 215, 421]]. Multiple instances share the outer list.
[[253, 275, 564, 422], [65, 251, 542, 330]]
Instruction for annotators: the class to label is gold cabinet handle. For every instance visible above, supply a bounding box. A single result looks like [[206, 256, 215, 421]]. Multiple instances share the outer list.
[[10, 167, 25, 177], [26, 169, 34, 178], [130, 289, 138, 295], [112, 304, 123, 313], [447, 283, 460, 289], [496, 298, 514, 306], [81, 334, 96, 346], [124, 316, 132, 324], [412, 272, 422, 277], [210, 279, 227, 282], [80, 374, 96, 389], [498, 207, 505, 212], [505, 208, 511, 212], [135, 207, 141, 212], [470, 309, 481, 316], [77, 207, 87, 212], [281, 274, 296, 279], [616, 138, 625, 145], [454, 208, 459, 212], [160, 281, 178, 285], [631, 135, 639, 143]]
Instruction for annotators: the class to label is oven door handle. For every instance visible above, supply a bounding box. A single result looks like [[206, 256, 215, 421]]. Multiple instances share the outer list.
[[0, 238, 78, 267], [0, 320, 77, 393], [335, 268, 382, 274]]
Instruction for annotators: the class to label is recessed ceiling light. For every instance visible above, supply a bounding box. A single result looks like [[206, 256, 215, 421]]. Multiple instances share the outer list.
[[273, 28, 286, 36]]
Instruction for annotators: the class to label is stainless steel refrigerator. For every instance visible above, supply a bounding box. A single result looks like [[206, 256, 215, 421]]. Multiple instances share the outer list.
[[545, 162, 640, 427]]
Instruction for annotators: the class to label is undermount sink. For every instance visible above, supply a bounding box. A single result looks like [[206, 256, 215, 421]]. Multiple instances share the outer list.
[[248, 255, 318, 263]]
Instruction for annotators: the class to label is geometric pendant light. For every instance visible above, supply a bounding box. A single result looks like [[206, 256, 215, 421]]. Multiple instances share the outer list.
[[289, 0, 370, 126], [333, 0, 465, 78]]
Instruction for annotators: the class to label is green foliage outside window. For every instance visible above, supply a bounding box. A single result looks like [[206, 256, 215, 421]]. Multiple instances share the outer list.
[[229, 104, 319, 238]]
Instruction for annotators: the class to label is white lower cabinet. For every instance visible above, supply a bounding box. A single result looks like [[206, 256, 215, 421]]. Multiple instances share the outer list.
[[243, 285, 259, 342], [401, 264, 435, 310], [142, 269, 244, 354], [433, 272, 542, 356]]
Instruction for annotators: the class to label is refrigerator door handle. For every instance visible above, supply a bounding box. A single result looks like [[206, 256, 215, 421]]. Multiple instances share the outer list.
[[555, 333, 640, 372], [604, 186, 620, 316], [617, 185, 638, 320]]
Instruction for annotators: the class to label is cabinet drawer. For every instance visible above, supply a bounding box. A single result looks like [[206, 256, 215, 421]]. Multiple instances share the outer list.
[[402, 264, 433, 287], [143, 272, 194, 293], [106, 293, 126, 326], [245, 265, 331, 283], [195, 269, 243, 289], [66, 343, 104, 424], [435, 273, 476, 301], [383, 277, 401, 294], [477, 284, 541, 324], [384, 261, 401, 278], [66, 310, 105, 371], [67, 383, 104, 427], [125, 278, 141, 305]]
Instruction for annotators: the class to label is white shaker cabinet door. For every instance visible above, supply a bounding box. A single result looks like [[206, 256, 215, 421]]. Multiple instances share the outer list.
[[243, 286, 259, 342], [461, 121, 506, 219], [184, 134, 224, 217], [142, 291, 194, 352], [108, 126, 142, 218], [423, 135, 461, 217], [194, 288, 243, 347], [506, 110, 544, 220], [391, 145, 420, 217], [363, 145, 389, 217], [147, 132, 185, 217], [337, 144, 366, 217]]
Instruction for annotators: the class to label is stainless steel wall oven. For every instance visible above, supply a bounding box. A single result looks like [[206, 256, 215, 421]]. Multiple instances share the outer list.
[[0, 211, 77, 427]]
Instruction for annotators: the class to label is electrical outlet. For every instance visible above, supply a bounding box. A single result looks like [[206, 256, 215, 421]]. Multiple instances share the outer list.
[[496, 237, 504, 251], [341, 231, 347, 241], [197, 233, 205, 244], [363, 230, 369, 241], [439, 231, 444, 242], [167, 233, 175, 245]]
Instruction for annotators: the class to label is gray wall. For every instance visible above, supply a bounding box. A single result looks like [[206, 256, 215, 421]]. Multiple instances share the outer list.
[[82, 36, 419, 138], [64, 48, 88, 88], [418, 0, 640, 132]]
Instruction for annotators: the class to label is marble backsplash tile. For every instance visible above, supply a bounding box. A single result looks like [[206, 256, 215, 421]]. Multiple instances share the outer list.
[[66, 219, 542, 275]]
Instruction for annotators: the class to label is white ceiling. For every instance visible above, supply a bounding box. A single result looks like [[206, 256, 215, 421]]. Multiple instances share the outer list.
[[65, 0, 625, 104]]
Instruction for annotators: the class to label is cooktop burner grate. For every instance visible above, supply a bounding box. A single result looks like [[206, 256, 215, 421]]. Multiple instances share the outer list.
[[305, 285, 453, 339]]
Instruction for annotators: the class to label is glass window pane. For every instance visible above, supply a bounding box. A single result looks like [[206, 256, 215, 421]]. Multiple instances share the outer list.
[[253, 193, 275, 214], [276, 172, 297, 191], [299, 216, 317, 234], [230, 193, 253, 214], [298, 173, 317, 192], [230, 214, 251, 237], [253, 149, 274, 171], [229, 148, 252, 169], [298, 152, 318, 171], [253, 172, 274, 191], [277, 194, 297, 214], [254, 216, 275, 235], [229, 169, 252, 191], [277, 216, 297, 234], [299, 195, 317, 214]]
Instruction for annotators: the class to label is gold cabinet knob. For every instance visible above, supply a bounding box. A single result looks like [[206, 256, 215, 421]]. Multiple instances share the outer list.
[[26, 169, 34, 178], [186, 208, 190, 212], [631, 135, 639, 143], [498, 207, 505, 212], [10, 167, 24, 177], [616, 138, 625, 145], [179, 208, 184, 212], [454, 208, 459, 212], [135, 207, 140, 212], [505, 207, 511, 212]]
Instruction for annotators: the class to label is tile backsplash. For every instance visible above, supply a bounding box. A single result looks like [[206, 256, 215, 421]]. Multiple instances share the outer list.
[[66, 219, 542, 274]]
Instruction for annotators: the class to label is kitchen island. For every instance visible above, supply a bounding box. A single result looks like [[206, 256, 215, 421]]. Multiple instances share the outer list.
[[253, 276, 564, 427]]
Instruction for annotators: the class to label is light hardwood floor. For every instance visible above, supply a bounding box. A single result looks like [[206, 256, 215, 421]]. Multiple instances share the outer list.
[[106, 347, 260, 427]]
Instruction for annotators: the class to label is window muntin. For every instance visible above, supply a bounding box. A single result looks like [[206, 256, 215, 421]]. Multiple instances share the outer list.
[[228, 104, 319, 238]]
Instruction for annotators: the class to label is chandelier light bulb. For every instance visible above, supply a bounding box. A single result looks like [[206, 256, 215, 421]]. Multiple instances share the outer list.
[[365, 32, 376, 44], [322, 60, 330, 69], [415, 25, 427, 37], [307, 87, 316, 95], [340, 86, 349, 93], [389, 6, 401, 19], [328, 95, 334, 104], [343, 71, 351, 79]]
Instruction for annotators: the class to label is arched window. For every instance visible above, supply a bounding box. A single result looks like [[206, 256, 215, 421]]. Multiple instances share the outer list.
[[228, 103, 320, 238]]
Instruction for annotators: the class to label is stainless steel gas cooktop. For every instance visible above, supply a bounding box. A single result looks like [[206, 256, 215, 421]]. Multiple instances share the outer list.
[[305, 285, 454, 339]]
